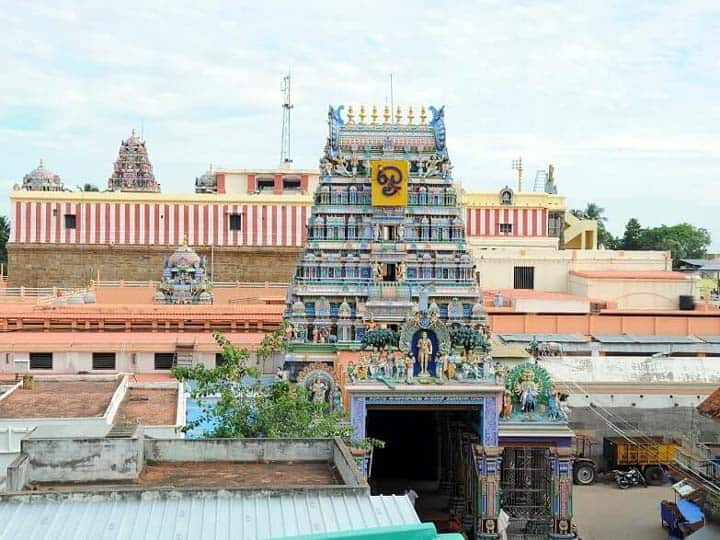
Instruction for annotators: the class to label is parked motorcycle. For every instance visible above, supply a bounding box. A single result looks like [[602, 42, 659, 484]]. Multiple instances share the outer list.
[[611, 467, 646, 489]]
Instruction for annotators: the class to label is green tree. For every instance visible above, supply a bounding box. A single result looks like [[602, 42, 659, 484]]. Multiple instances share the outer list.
[[450, 326, 490, 355], [361, 328, 398, 350], [571, 202, 616, 248], [618, 219, 711, 264], [255, 321, 290, 372], [172, 332, 367, 444], [76, 183, 100, 192], [621, 218, 643, 250], [0, 215, 9, 272]]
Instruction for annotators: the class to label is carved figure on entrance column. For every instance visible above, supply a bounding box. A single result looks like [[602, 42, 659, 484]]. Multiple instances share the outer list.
[[357, 353, 369, 380], [405, 353, 416, 382], [514, 368, 539, 413], [397, 261, 407, 282], [494, 362, 506, 386], [417, 331, 433, 376], [366, 313, 377, 331], [397, 223, 405, 241], [502, 389, 513, 419], [332, 387, 342, 412], [311, 377, 328, 404], [346, 361, 357, 383], [373, 261, 384, 282]]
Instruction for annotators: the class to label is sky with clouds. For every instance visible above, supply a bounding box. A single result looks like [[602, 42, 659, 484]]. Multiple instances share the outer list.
[[1, 1, 718, 247]]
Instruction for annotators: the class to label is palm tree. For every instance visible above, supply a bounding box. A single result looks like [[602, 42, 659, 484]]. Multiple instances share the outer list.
[[76, 183, 100, 192], [571, 202, 615, 248]]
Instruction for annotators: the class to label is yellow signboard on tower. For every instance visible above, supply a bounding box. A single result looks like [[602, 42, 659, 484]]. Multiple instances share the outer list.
[[371, 160, 409, 207]]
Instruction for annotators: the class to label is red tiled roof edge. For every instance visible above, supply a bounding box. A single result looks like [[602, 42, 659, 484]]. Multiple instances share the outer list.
[[696, 387, 720, 420]]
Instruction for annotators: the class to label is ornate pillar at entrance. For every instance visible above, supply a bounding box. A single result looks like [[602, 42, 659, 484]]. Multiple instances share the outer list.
[[473, 445, 502, 539], [350, 396, 366, 440], [482, 396, 498, 447], [438, 414, 452, 495], [448, 419, 464, 515], [548, 447, 575, 539], [349, 396, 368, 478]]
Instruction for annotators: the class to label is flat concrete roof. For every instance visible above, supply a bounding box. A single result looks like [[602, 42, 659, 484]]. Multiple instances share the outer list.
[[32, 461, 342, 491], [0, 380, 119, 418], [114, 388, 178, 426]]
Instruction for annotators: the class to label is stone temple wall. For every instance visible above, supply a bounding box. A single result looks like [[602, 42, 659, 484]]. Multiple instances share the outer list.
[[7, 244, 302, 287]]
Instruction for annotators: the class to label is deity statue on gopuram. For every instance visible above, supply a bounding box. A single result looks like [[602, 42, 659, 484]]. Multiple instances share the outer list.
[[107, 129, 160, 192], [154, 240, 213, 304], [283, 104, 489, 380]]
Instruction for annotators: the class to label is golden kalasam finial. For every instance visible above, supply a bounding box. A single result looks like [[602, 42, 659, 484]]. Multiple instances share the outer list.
[[347, 105, 355, 124], [359, 105, 366, 124], [39, 158, 44, 167], [209, 163, 213, 172], [131, 128, 136, 137], [395, 106, 402, 124], [420, 105, 427, 124], [407, 106, 414, 124], [371, 105, 378, 124], [383, 104, 390, 124]]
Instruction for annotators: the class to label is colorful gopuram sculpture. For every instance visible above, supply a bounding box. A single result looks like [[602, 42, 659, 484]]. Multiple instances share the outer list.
[[195, 164, 217, 193], [154, 240, 212, 304], [107, 129, 160, 192], [16, 159, 64, 192], [285, 104, 488, 366]]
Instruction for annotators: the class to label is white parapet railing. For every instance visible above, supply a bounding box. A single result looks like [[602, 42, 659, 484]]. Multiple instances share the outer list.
[[92, 280, 288, 289], [0, 287, 72, 298]]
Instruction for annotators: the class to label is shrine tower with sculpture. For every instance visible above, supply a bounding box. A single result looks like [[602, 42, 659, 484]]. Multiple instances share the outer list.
[[283, 105, 577, 539]]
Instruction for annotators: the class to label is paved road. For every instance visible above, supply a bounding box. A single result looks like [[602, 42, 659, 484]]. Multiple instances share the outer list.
[[573, 482, 672, 540]]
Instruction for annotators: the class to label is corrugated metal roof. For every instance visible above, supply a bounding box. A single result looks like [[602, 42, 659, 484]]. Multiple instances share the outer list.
[[593, 334, 702, 344], [498, 333, 589, 343], [0, 493, 419, 540]]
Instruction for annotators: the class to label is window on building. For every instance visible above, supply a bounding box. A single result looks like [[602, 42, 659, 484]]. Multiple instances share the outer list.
[[215, 352, 226, 367], [92, 352, 116, 370], [229, 214, 243, 231], [154, 353, 175, 370], [513, 266, 535, 289], [257, 178, 275, 192], [382, 226, 396, 241], [29, 353, 53, 370], [499, 223, 513, 233], [64, 214, 77, 229], [283, 177, 301, 191]]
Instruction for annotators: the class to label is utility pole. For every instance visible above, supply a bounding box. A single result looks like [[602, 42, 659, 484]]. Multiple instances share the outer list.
[[512, 157, 523, 192], [280, 73, 293, 166]]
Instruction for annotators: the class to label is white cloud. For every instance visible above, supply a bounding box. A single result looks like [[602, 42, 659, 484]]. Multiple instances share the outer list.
[[0, 0, 718, 247]]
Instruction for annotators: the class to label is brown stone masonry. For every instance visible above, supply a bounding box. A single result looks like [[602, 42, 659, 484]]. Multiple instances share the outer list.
[[8, 244, 302, 287]]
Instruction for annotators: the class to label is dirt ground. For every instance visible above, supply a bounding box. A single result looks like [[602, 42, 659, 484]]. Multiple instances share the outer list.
[[573, 482, 673, 540]]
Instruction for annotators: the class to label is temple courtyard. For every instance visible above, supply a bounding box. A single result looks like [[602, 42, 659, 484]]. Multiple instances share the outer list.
[[573, 483, 720, 539]]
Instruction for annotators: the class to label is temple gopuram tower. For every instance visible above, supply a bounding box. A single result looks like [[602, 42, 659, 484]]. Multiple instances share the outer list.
[[285, 104, 486, 346], [107, 129, 160, 192]]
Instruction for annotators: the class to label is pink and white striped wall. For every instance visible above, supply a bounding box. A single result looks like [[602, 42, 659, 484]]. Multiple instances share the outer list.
[[10, 201, 549, 246], [463, 207, 548, 238]]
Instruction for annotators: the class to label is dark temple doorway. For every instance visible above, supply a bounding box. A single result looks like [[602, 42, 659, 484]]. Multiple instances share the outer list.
[[367, 409, 440, 483], [366, 407, 481, 528], [383, 263, 397, 282]]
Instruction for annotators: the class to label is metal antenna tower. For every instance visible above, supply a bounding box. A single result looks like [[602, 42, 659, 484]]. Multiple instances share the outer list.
[[280, 73, 293, 165], [512, 157, 523, 192]]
